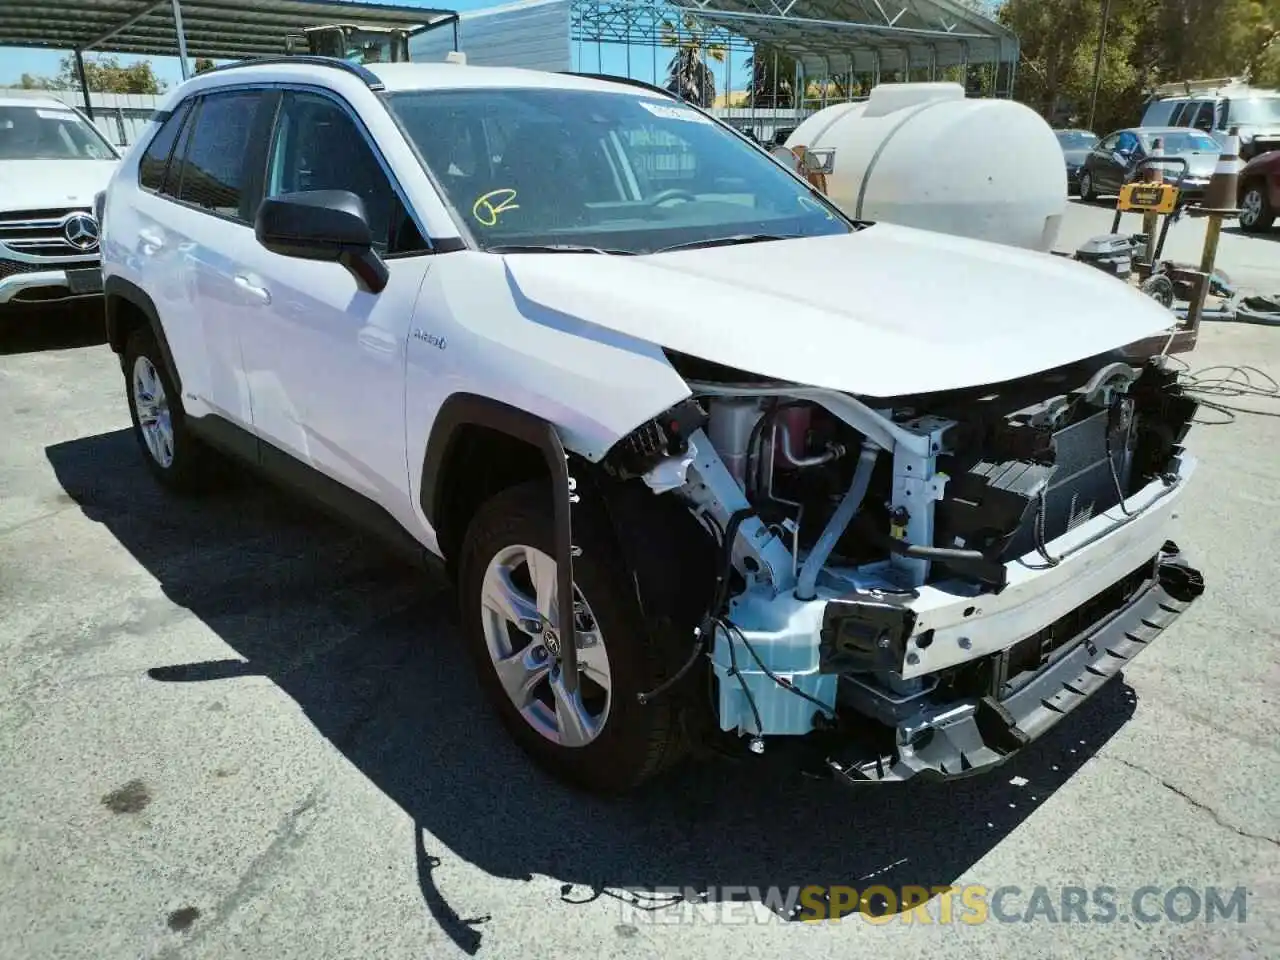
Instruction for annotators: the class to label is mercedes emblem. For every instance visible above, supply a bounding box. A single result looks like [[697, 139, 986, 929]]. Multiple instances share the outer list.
[[63, 212, 100, 252]]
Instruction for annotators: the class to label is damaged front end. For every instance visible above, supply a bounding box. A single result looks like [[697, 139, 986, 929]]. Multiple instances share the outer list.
[[600, 350, 1206, 782]]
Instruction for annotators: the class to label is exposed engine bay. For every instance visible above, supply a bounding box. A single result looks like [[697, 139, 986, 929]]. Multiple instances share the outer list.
[[601, 349, 1205, 781]]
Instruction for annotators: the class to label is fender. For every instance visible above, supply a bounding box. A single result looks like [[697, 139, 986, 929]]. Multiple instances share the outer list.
[[422, 393, 583, 689], [104, 275, 183, 396]]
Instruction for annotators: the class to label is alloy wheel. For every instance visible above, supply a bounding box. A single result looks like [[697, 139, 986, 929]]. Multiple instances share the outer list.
[[1239, 188, 1264, 228], [132, 355, 175, 469], [479, 543, 612, 747]]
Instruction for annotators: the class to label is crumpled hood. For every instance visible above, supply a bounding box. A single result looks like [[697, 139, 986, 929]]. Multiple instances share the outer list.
[[0, 159, 118, 211], [502, 225, 1179, 397]]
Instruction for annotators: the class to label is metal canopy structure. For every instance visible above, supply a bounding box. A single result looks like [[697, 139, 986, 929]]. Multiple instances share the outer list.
[[0, 0, 457, 69], [687, 0, 1015, 77], [572, 0, 1019, 97]]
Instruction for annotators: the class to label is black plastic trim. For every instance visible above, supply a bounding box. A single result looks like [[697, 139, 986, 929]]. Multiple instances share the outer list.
[[207, 55, 386, 91], [829, 546, 1203, 783], [185, 414, 438, 569], [427, 236, 468, 253], [421, 393, 580, 689], [103, 275, 183, 397]]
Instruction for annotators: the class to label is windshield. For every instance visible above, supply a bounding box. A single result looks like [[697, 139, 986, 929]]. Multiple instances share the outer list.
[[0, 104, 119, 160], [1055, 130, 1097, 149], [384, 87, 851, 254], [1226, 97, 1280, 126], [1139, 130, 1220, 153]]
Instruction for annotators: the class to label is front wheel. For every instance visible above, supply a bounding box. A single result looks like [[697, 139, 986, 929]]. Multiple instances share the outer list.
[[1078, 170, 1097, 202], [458, 481, 685, 793], [1238, 183, 1276, 233]]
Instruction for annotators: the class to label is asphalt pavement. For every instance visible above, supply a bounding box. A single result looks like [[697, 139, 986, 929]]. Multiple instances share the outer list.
[[2, 201, 1278, 960]]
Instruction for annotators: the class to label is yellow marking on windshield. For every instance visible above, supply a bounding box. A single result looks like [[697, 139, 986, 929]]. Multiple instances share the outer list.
[[473, 188, 520, 226], [797, 195, 835, 219]]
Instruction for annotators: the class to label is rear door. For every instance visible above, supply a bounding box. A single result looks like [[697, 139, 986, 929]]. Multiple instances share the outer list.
[[130, 99, 211, 405], [164, 88, 278, 427]]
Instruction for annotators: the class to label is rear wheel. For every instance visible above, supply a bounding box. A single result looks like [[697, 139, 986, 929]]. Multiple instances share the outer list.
[[458, 480, 684, 793], [1238, 182, 1276, 233], [123, 326, 211, 494]]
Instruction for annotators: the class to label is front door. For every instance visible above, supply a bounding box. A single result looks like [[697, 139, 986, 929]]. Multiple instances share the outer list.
[[236, 88, 435, 528]]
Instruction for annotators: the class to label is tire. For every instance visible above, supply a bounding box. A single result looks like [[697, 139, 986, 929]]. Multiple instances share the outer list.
[[458, 480, 685, 794], [123, 325, 211, 494], [1078, 170, 1096, 202], [1238, 182, 1276, 233]]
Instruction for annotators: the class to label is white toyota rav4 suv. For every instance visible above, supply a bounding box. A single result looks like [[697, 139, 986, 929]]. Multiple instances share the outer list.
[[99, 57, 1206, 794], [0, 94, 117, 310]]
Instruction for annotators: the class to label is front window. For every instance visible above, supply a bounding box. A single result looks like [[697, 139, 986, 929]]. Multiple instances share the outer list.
[[0, 104, 118, 160], [1226, 97, 1280, 126], [1055, 130, 1097, 149], [1138, 130, 1220, 153], [384, 87, 851, 254]]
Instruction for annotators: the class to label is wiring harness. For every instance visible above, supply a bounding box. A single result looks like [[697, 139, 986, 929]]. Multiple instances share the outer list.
[[1165, 358, 1280, 424]]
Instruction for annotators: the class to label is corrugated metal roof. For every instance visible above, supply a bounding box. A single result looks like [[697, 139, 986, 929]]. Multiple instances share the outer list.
[[0, 0, 457, 59]]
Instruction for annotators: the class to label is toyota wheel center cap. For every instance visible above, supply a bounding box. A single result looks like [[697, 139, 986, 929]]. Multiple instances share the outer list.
[[542, 628, 561, 658]]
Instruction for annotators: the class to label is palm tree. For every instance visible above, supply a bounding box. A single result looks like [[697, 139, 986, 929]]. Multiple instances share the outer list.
[[660, 14, 724, 107], [745, 45, 797, 108]]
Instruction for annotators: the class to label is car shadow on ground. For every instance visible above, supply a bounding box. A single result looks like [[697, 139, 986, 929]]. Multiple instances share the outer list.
[[0, 302, 106, 356], [46, 429, 1140, 954]]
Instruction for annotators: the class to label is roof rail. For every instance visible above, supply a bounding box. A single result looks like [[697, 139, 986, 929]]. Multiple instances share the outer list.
[[206, 56, 385, 91], [1151, 76, 1250, 98]]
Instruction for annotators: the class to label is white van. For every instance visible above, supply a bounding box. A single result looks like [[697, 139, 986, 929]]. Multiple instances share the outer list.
[[1140, 78, 1280, 160]]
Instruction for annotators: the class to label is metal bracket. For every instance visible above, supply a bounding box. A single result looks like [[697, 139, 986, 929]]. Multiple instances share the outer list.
[[887, 416, 952, 587]]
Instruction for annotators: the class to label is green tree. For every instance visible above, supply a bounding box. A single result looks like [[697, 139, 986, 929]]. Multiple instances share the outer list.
[[193, 57, 216, 75], [745, 46, 797, 108], [999, 0, 1280, 132], [51, 54, 167, 94], [18, 72, 66, 90]]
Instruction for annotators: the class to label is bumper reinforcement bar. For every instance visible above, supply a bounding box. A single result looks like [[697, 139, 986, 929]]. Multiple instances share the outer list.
[[827, 545, 1204, 784]]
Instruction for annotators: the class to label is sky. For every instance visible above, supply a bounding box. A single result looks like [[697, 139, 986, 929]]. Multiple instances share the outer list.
[[0, 0, 1006, 95]]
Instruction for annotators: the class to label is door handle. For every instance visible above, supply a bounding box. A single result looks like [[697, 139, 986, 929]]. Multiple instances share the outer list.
[[233, 274, 272, 305], [139, 229, 164, 251]]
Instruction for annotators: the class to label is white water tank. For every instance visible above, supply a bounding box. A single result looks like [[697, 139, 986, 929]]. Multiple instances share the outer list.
[[784, 83, 1067, 252]]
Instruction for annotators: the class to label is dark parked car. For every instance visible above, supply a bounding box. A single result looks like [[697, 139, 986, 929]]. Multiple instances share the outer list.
[[1238, 148, 1280, 232], [1055, 128, 1098, 192], [1077, 126, 1222, 203]]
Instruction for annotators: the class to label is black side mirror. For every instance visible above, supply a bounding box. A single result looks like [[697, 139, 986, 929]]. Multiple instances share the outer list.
[[255, 189, 389, 294]]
